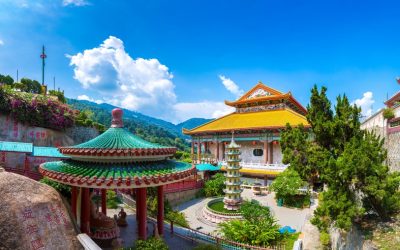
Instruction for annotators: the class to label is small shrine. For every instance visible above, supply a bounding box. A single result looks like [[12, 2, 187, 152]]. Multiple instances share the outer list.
[[39, 108, 195, 243], [223, 135, 242, 210]]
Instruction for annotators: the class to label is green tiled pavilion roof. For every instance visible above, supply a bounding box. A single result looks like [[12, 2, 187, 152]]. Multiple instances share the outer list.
[[40, 159, 194, 188], [0, 141, 33, 153], [70, 128, 167, 149]]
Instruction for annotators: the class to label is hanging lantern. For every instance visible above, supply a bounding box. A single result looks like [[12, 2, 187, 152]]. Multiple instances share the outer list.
[[252, 141, 257, 145], [273, 140, 279, 145]]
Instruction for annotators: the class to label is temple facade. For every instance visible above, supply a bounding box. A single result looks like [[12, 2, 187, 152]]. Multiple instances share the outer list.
[[183, 82, 309, 183], [361, 90, 400, 172]]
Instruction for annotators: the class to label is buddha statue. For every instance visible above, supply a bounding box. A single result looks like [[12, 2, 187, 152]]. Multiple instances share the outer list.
[[117, 208, 128, 227], [89, 191, 117, 229]]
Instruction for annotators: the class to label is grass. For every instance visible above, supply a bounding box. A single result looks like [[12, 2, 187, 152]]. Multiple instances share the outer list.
[[282, 232, 300, 249], [208, 200, 239, 214]]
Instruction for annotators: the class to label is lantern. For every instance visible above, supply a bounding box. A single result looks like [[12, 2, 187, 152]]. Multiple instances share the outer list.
[[252, 141, 257, 145]]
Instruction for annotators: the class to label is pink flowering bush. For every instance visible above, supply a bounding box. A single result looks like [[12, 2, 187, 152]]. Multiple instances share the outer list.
[[0, 86, 74, 130]]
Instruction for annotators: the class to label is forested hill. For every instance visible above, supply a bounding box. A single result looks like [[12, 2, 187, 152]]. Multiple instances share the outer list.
[[67, 99, 211, 151]]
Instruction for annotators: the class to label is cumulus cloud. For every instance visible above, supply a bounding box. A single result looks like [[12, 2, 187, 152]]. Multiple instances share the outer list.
[[62, 0, 89, 6], [68, 36, 177, 119], [219, 75, 243, 97], [173, 101, 235, 123], [353, 91, 375, 118], [77, 94, 103, 104]]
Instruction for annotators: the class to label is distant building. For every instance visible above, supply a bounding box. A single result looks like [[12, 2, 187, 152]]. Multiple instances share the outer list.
[[361, 91, 400, 171], [183, 82, 309, 184]]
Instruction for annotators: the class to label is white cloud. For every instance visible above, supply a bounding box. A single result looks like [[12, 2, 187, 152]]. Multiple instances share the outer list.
[[62, 0, 89, 6], [77, 94, 103, 104], [68, 36, 176, 119], [173, 101, 235, 124], [218, 75, 243, 97], [353, 91, 375, 118], [0, 40, 4, 46], [69, 36, 241, 123]]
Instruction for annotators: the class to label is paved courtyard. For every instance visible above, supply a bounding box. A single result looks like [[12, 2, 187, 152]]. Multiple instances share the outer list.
[[105, 206, 198, 250], [177, 188, 313, 234]]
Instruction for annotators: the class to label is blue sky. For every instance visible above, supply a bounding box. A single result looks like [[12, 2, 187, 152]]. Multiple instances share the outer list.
[[0, 0, 400, 123]]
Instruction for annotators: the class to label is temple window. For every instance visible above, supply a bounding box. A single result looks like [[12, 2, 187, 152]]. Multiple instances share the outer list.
[[253, 149, 263, 156]]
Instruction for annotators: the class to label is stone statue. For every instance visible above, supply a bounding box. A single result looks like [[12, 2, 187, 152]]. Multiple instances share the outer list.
[[117, 208, 127, 227]]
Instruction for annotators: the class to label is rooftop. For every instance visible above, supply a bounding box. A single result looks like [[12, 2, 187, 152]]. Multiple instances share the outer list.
[[183, 108, 309, 135]]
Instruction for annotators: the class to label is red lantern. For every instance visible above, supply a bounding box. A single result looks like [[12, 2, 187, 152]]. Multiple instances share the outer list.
[[273, 140, 279, 145], [252, 141, 257, 145]]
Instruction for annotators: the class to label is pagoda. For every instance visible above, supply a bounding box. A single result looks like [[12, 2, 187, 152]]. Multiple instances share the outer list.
[[223, 134, 242, 210], [39, 108, 195, 241]]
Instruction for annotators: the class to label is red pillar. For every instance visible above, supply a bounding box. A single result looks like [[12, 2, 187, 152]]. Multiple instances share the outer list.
[[191, 141, 194, 157], [216, 141, 220, 161], [71, 186, 78, 220], [197, 140, 201, 163], [136, 188, 147, 240], [80, 188, 90, 234], [269, 142, 274, 164], [264, 141, 269, 164], [157, 185, 164, 235], [101, 189, 107, 216]]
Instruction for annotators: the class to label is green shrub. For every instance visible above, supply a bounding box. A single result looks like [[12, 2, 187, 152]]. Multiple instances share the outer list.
[[204, 173, 225, 197], [106, 190, 122, 209], [127, 237, 168, 250], [383, 108, 395, 120], [320, 231, 330, 247], [40, 177, 71, 198]]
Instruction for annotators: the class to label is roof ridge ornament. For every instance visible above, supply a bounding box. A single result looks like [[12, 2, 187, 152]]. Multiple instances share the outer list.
[[111, 108, 124, 128]]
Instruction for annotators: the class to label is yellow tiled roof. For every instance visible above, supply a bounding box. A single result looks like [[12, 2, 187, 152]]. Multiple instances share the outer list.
[[183, 108, 309, 135]]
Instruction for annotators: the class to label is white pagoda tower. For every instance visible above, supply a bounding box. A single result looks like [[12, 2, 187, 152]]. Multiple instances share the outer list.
[[223, 134, 243, 210]]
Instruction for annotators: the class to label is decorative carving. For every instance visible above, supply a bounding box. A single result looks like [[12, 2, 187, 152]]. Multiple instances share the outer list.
[[247, 88, 272, 99]]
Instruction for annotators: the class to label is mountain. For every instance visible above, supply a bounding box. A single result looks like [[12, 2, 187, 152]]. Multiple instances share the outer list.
[[176, 118, 213, 131], [67, 99, 212, 150]]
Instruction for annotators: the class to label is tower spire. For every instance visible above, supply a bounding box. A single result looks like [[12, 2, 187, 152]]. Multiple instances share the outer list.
[[40, 45, 47, 86]]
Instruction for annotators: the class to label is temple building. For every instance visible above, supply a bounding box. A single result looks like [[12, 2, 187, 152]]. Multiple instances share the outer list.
[[361, 89, 400, 172], [183, 82, 309, 184]]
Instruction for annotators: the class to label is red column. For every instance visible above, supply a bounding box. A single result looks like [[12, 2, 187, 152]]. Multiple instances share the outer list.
[[216, 141, 220, 161], [71, 186, 78, 220], [157, 185, 164, 235], [80, 188, 90, 234], [101, 189, 107, 216], [197, 140, 201, 163], [137, 188, 147, 240], [191, 141, 194, 156], [264, 141, 269, 164], [222, 142, 225, 160], [269, 142, 274, 164]]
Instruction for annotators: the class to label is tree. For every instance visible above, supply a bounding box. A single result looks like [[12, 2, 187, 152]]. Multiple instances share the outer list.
[[0, 74, 14, 85], [282, 85, 400, 231], [20, 78, 41, 93], [219, 200, 282, 246], [204, 173, 225, 197], [270, 169, 305, 200]]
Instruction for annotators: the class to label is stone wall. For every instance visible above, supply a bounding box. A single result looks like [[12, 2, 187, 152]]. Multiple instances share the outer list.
[[165, 189, 199, 206], [0, 114, 98, 147], [329, 226, 376, 250]]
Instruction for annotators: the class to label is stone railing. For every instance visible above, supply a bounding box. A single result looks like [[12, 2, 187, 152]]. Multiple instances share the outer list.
[[219, 161, 289, 172]]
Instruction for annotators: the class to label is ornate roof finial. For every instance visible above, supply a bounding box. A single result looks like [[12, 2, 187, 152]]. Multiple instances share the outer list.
[[111, 108, 124, 128], [229, 130, 240, 148]]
